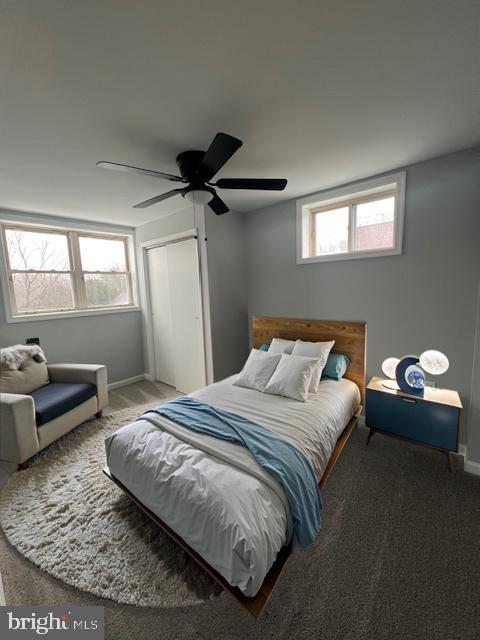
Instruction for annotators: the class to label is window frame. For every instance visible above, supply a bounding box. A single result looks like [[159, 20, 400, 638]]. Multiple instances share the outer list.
[[0, 222, 138, 323], [297, 171, 406, 264], [76, 231, 134, 310]]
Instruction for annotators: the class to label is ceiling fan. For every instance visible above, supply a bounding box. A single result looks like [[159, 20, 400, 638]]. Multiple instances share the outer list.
[[97, 132, 287, 215]]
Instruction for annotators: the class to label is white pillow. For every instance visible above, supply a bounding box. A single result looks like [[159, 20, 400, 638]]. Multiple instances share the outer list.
[[268, 338, 296, 354], [233, 349, 281, 392], [292, 339, 335, 392], [264, 354, 319, 402]]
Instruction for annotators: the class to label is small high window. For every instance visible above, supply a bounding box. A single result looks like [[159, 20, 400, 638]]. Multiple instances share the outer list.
[[297, 172, 406, 264]]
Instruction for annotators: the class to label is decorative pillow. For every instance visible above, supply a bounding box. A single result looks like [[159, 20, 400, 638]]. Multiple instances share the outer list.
[[233, 349, 282, 392], [268, 338, 296, 354], [264, 354, 319, 402], [259, 343, 270, 352], [0, 357, 50, 394], [322, 353, 350, 380], [291, 339, 335, 392]]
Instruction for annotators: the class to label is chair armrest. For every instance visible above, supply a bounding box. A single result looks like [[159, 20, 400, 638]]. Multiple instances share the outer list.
[[0, 393, 39, 464], [47, 364, 108, 411]]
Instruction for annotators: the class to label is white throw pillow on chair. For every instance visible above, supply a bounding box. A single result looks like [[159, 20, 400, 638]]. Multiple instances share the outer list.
[[291, 339, 335, 392], [264, 354, 319, 402], [233, 349, 282, 392]]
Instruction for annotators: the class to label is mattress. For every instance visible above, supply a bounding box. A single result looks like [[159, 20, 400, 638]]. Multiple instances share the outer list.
[[104, 376, 360, 597]]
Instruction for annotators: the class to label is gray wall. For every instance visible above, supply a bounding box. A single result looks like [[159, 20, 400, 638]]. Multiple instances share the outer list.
[[205, 208, 248, 379], [0, 295, 144, 383], [0, 211, 144, 384], [245, 147, 480, 449], [467, 284, 480, 466]]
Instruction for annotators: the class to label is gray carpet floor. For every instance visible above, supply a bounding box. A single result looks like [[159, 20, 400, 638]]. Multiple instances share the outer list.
[[1, 380, 479, 640]]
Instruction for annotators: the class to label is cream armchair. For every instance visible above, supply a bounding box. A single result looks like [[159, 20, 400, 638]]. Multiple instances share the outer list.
[[0, 363, 108, 469]]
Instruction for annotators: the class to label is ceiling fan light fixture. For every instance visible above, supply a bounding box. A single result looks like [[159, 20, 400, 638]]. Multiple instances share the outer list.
[[184, 189, 214, 205]]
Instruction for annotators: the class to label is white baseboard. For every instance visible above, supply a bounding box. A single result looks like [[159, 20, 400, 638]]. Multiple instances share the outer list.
[[108, 374, 146, 390], [464, 454, 480, 476], [465, 459, 480, 475], [458, 444, 480, 476]]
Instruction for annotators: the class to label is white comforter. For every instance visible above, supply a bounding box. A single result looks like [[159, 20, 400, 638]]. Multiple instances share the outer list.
[[104, 376, 360, 597]]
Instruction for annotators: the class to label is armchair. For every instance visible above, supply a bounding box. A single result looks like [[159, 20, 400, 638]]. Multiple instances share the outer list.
[[0, 362, 108, 469]]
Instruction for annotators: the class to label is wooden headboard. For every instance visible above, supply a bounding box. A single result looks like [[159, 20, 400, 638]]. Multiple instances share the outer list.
[[252, 316, 367, 407]]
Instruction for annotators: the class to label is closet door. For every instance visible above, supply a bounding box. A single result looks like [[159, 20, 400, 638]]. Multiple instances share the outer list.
[[147, 245, 176, 387], [167, 238, 206, 394]]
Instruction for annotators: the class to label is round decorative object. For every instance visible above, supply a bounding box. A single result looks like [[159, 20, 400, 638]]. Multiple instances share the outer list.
[[404, 364, 426, 389], [395, 356, 425, 396], [382, 357, 400, 380], [419, 350, 449, 375]]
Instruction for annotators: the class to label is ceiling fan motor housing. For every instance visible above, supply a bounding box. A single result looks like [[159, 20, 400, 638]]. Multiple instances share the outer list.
[[176, 150, 206, 183]]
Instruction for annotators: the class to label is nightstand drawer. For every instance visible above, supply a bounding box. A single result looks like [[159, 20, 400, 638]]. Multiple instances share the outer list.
[[366, 389, 459, 451]]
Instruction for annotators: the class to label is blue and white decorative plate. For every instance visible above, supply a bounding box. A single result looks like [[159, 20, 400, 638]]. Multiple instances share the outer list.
[[405, 365, 425, 389]]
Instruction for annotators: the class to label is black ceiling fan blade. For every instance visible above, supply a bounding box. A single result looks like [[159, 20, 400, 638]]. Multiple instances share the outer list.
[[216, 178, 287, 191], [97, 161, 182, 182], [199, 133, 243, 181], [133, 189, 184, 209], [208, 193, 230, 215]]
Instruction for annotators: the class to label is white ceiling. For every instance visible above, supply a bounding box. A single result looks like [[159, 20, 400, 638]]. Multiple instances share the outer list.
[[0, 0, 478, 227]]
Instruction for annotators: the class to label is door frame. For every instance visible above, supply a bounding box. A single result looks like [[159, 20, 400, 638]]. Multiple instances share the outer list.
[[138, 227, 213, 386]]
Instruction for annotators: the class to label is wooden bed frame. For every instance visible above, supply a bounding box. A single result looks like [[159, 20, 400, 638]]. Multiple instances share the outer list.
[[103, 316, 367, 618]]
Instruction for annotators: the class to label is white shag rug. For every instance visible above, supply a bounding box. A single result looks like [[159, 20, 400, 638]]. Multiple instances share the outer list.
[[0, 404, 221, 608]]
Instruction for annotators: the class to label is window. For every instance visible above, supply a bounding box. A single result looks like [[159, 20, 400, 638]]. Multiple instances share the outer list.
[[78, 236, 131, 308], [297, 172, 405, 264], [0, 224, 136, 320]]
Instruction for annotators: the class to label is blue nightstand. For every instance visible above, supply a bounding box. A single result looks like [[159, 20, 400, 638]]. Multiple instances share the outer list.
[[365, 376, 462, 471]]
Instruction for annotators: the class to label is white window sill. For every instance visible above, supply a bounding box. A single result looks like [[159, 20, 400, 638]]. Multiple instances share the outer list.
[[5, 306, 141, 324], [297, 246, 402, 264]]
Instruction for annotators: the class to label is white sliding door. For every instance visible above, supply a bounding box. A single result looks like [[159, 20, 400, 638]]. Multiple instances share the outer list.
[[147, 237, 206, 394], [167, 238, 206, 393], [147, 245, 176, 387]]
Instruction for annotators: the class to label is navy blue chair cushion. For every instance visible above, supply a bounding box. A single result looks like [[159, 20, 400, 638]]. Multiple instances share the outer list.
[[30, 383, 97, 426]]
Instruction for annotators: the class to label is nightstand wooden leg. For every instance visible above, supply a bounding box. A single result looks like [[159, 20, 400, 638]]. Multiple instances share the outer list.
[[446, 451, 453, 473], [366, 427, 375, 446]]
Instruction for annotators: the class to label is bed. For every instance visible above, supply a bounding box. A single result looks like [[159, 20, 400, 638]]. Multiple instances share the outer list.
[[103, 316, 367, 616]]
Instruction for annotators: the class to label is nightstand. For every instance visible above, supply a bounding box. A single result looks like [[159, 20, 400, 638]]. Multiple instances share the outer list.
[[365, 376, 462, 471]]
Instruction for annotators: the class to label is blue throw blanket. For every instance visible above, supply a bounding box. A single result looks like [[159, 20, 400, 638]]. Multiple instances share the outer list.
[[143, 396, 322, 548]]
